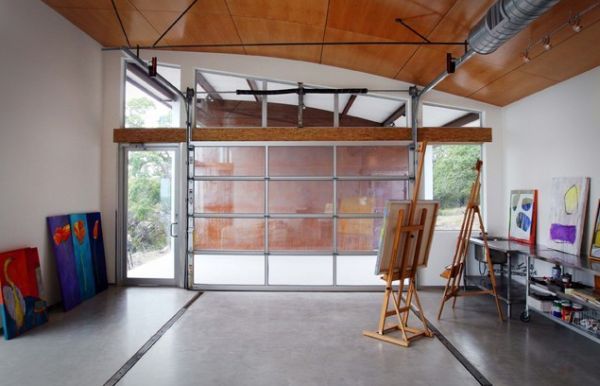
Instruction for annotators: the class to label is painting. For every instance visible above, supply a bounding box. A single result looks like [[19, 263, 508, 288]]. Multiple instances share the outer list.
[[590, 200, 600, 261], [508, 190, 537, 245], [47, 215, 81, 311], [0, 248, 48, 340], [70, 214, 96, 300], [548, 177, 590, 255], [86, 212, 108, 294], [374, 200, 439, 275]]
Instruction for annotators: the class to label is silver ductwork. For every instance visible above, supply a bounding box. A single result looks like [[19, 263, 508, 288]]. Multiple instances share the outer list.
[[468, 0, 560, 55]]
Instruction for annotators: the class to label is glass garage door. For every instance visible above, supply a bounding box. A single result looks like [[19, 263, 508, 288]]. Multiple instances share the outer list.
[[192, 144, 409, 289]]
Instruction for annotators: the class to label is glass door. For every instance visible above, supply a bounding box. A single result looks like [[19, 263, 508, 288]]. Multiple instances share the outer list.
[[122, 145, 180, 285]]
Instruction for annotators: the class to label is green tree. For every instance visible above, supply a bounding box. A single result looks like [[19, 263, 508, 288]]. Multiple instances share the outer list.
[[432, 145, 481, 209], [127, 151, 172, 256], [125, 97, 155, 128]]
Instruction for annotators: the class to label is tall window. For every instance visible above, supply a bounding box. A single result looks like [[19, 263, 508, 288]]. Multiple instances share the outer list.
[[193, 144, 409, 287], [124, 63, 181, 128], [423, 105, 482, 230]]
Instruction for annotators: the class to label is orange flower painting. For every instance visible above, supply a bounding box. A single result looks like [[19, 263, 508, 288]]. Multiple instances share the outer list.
[[73, 221, 86, 245], [52, 225, 71, 246], [92, 220, 99, 240]]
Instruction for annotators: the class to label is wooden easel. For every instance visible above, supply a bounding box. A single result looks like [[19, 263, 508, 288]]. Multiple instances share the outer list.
[[437, 160, 504, 321], [363, 142, 433, 347]]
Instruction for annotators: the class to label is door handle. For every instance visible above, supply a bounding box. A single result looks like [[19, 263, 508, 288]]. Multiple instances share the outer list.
[[170, 222, 178, 238]]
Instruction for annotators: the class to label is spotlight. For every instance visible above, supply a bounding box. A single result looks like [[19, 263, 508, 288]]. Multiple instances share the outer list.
[[570, 15, 582, 32], [522, 50, 531, 63], [542, 36, 551, 51]]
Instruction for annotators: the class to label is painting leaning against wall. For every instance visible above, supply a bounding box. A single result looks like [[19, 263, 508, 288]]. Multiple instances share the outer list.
[[0, 248, 48, 340], [508, 189, 537, 245], [548, 177, 590, 255], [590, 199, 600, 260]]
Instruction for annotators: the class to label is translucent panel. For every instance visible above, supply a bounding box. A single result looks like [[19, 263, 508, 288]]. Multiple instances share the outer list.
[[269, 146, 333, 176], [268, 256, 333, 285], [195, 181, 264, 213], [194, 254, 264, 285], [269, 181, 333, 214], [346, 95, 404, 124], [422, 105, 479, 127], [336, 255, 383, 285], [337, 146, 409, 176], [337, 218, 382, 252], [195, 147, 264, 176], [337, 180, 408, 214], [194, 218, 264, 251], [269, 219, 333, 251], [303, 93, 334, 127], [196, 99, 262, 127], [200, 72, 256, 101]]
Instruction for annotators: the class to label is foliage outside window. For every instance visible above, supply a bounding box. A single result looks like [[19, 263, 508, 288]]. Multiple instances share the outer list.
[[431, 144, 482, 230]]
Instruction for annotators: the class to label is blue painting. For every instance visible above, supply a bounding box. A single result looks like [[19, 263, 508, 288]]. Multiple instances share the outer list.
[[70, 214, 96, 300], [47, 215, 82, 311], [86, 212, 108, 294]]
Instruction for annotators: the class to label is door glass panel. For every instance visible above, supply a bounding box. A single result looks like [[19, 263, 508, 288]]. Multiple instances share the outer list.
[[269, 146, 332, 176], [337, 146, 409, 176], [268, 255, 333, 285], [268, 218, 333, 251], [195, 147, 265, 176], [337, 180, 408, 214], [337, 218, 382, 252], [336, 255, 382, 285], [127, 150, 176, 279], [269, 181, 333, 214], [194, 254, 264, 285], [194, 218, 264, 251], [195, 181, 264, 213]]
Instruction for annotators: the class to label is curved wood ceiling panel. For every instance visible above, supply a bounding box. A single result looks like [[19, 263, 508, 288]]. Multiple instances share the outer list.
[[43, 0, 600, 106]]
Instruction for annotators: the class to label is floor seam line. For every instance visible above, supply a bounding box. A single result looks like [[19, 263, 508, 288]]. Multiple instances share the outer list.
[[103, 291, 204, 386], [411, 306, 493, 386]]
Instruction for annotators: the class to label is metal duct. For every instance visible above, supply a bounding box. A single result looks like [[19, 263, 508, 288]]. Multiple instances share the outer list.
[[468, 0, 560, 55]]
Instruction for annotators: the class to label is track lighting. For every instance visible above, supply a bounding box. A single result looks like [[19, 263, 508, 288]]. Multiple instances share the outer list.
[[570, 15, 582, 32], [542, 36, 551, 51], [522, 50, 531, 63]]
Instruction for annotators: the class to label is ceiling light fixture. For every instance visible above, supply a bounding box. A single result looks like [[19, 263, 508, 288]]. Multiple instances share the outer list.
[[542, 36, 551, 51], [522, 50, 531, 63], [570, 14, 583, 32]]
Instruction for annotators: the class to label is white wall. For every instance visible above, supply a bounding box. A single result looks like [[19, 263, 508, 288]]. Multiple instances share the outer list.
[[0, 0, 102, 305], [502, 66, 600, 280], [101, 49, 502, 286]]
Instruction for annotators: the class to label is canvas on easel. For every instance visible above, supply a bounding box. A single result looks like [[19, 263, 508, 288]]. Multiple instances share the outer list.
[[363, 142, 437, 348], [375, 200, 439, 275]]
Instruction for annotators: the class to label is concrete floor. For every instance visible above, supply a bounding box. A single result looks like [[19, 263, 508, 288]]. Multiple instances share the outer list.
[[1, 288, 599, 386]]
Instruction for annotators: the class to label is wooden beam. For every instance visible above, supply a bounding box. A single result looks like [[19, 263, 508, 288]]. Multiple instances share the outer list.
[[340, 94, 356, 118], [114, 127, 492, 143], [442, 112, 480, 127], [418, 127, 491, 143], [381, 104, 406, 127], [196, 72, 223, 102], [246, 79, 263, 103]]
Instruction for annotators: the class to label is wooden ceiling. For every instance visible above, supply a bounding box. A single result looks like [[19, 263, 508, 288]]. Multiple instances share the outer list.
[[43, 0, 600, 106]]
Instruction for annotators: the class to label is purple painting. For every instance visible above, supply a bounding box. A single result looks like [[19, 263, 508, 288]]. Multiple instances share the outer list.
[[86, 212, 108, 294], [47, 215, 81, 311], [548, 177, 590, 255]]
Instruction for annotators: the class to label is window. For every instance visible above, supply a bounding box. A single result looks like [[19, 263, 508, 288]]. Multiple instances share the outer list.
[[193, 144, 409, 287], [124, 63, 181, 128], [195, 69, 407, 128], [423, 104, 482, 230]]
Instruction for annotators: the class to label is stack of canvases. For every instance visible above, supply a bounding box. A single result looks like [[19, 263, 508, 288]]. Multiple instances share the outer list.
[[0, 248, 48, 339], [47, 213, 108, 311]]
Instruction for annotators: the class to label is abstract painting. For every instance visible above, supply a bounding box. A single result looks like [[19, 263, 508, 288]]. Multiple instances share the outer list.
[[0, 248, 48, 340], [590, 200, 600, 260], [508, 190, 537, 245], [86, 212, 108, 293], [47, 215, 81, 311], [70, 214, 96, 300], [548, 177, 590, 255]]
